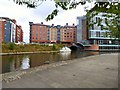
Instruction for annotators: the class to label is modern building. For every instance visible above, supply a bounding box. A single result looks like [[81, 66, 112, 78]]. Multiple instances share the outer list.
[[77, 14, 119, 45], [29, 22, 77, 44], [77, 14, 120, 51], [76, 16, 88, 43], [88, 13, 113, 45], [0, 17, 23, 43]]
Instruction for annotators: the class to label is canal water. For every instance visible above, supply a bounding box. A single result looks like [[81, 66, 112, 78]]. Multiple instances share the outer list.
[[0, 50, 110, 74]]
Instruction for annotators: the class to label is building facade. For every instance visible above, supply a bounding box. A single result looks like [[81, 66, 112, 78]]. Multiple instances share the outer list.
[[0, 17, 23, 43], [29, 22, 76, 44], [60, 23, 76, 44], [88, 13, 112, 45], [16, 25, 23, 43], [77, 14, 118, 45], [77, 16, 88, 43], [49, 24, 58, 43], [0, 20, 4, 43], [29, 22, 49, 44]]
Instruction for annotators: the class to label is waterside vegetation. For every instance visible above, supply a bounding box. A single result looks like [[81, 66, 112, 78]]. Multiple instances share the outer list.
[[2, 43, 64, 53]]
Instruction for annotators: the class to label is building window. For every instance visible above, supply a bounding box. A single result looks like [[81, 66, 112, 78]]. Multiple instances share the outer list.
[[100, 32, 104, 37], [96, 17, 100, 23], [101, 25, 103, 30], [96, 32, 100, 37], [91, 25, 94, 30], [36, 33, 38, 36]]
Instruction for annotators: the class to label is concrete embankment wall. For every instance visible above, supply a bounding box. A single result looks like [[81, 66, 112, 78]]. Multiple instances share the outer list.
[[0, 51, 59, 56]]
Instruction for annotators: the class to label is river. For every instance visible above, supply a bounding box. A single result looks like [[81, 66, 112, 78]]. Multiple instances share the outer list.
[[0, 50, 112, 74]]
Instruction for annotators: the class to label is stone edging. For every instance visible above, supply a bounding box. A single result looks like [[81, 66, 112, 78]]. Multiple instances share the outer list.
[[0, 51, 59, 56]]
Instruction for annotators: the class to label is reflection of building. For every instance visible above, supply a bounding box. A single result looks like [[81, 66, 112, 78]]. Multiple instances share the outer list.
[[29, 22, 77, 44], [60, 52, 71, 60], [0, 17, 23, 43], [21, 56, 30, 70], [0, 56, 2, 73]]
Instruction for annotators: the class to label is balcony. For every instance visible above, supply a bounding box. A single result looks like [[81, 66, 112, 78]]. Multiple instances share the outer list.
[[89, 30, 114, 39]]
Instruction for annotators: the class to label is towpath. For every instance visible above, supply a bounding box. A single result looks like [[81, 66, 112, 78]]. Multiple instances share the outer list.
[[2, 53, 118, 88]]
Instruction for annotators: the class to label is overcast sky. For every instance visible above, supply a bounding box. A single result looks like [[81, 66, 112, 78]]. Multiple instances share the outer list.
[[0, 0, 93, 43]]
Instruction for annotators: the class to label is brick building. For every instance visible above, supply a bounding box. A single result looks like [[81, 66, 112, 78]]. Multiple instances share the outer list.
[[0, 20, 4, 43], [16, 25, 23, 43], [49, 24, 58, 43], [29, 22, 77, 44], [0, 17, 23, 43], [60, 23, 76, 44], [29, 22, 50, 44]]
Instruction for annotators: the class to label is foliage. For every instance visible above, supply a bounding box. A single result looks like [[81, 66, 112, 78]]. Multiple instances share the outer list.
[[86, 2, 119, 38], [8, 43, 15, 50], [12, 0, 87, 21], [2, 44, 62, 53], [12, 0, 120, 38], [20, 44, 24, 49], [52, 44, 56, 50]]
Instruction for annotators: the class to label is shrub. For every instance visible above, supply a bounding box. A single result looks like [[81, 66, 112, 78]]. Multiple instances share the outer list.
[[20, 45, 24, 49], [9, 43, 15, 50], [52, 44, 56, 50]]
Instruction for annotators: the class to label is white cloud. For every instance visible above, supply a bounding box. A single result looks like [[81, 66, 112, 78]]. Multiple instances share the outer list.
[[0, 0, 88, 43]]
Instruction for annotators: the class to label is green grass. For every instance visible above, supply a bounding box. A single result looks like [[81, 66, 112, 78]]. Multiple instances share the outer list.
[[2, 43, 63, 53]]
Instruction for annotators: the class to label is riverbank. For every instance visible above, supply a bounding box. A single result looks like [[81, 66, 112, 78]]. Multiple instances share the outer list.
[[2, 53, 118, 88], [1, 51, 59, 56], [2, 43, 63, 53]]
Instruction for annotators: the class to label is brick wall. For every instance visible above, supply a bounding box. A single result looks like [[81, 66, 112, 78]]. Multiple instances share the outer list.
[[84, 44, 99, 51], [0, 21, 4, 43]]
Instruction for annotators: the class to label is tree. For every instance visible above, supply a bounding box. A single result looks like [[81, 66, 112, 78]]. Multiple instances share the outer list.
[[86, 2, 119, 38], [12, 0, 119, 38]]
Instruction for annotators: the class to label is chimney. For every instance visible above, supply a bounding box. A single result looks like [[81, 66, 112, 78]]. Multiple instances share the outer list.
[[12, 19, 16, 24], [19, 25, 22, 29], [52, 24, 54, 27], [29, 22, 33, 25], [41, 22, 43, 24], [66, 23, 68, 26]]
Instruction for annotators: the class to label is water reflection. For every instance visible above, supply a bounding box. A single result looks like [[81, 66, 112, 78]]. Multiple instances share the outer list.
[[21, 56, 30, 70], [60, 52, 71, 60], [1, 51, 100, 74]]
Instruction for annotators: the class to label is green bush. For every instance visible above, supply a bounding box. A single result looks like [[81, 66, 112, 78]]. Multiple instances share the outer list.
[[9, 43, 15, 50], [20, 45, 24, 49], [52, 44, 56, 50]]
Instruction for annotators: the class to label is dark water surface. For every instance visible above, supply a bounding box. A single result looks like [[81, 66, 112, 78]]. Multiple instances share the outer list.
[[1, 50, 109, 74]]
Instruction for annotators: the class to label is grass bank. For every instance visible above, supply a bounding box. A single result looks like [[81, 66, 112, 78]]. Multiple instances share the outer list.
[[2, 43, 63, 53]]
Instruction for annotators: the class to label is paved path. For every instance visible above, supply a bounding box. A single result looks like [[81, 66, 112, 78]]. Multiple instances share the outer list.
[[2, 53, 118, 88]]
